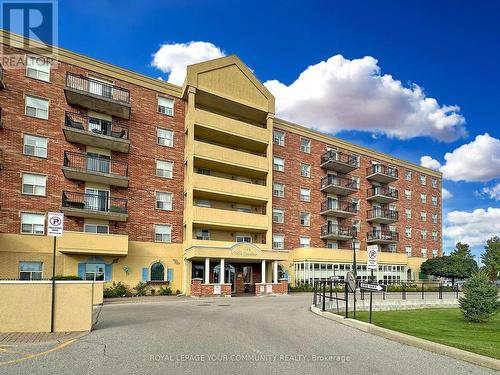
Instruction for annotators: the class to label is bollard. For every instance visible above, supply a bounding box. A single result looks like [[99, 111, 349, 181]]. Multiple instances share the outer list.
[[421, 283, 424, 299], [313, 281, 317, 306], [439, 283, 443, 300], [322, 281, 326, 312]]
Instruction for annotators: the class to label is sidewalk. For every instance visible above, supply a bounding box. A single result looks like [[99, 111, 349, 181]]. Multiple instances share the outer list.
[[103, 295, 183, 305], [0, 331, 85, 345]]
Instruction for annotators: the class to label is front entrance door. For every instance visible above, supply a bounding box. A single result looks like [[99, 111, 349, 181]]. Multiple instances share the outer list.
[[213, 264, 236, 293]]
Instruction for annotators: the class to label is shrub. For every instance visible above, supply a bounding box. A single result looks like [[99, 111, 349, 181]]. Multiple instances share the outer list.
[[134, 281, 147, 296], [150, 288, 156, 296], [51, 275, 82, 280], [159, 286, 173, 296], [103, 282, 132, 298], [175, 289, 182, 295], [459, 270, 500, 323]]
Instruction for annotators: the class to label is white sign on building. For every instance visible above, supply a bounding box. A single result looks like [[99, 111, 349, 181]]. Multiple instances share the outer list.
[[367, 245, 378, 270], [213, 285, 221, 295], [47, 212, 64, 237]]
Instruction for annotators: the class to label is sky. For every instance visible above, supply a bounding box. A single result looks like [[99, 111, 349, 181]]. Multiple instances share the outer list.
[[9, 0, 500, 258]]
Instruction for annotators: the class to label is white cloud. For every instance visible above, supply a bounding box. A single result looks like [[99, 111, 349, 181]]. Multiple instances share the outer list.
[[442, 188, 453, 200], [263, 55, 466, 141], [444, 207, 500, 248], [420, 133, 500, 182], [480, 183, 500, 201], [151, 41, 225, 85]]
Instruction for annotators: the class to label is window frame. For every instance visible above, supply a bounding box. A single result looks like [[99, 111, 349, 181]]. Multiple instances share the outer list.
[[84, 223, 109, 234], [21, 172, 47, 196], [272, 234, 285, 250], [300, 187, 311, 202], [23, 134, 48, 158], [154, 224, 172, 243], [300, 137, 311, 153], [25, 95, 49, 120], [20, 212, 45, 235], [156, 160, 173, 179], [26, 55, 50, 82], [156, 191, 173, 211], [273, 156, 285, 172], [273, 182, 285, 198], [299, 236, 311, 248], [19, 261, 43, 280], [300, 163, 311, 178], [272, 208, 285, 224], [157, 127, 174, 147], [273, 130, 285, 146], [157, 96, 174, 116], [300, 212, 311, 226]]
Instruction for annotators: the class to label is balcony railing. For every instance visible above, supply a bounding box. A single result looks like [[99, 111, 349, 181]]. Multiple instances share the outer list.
[[321, 224, 356, 238], [321, 150, 358, 167], [367, 186, 398, 199], [63, 151, 128, 177], [367, 208, 399, 221], [366, 164, 398, 178], [320, 175, 358, 190], [62, 191, 128, 214], [66, 73, 130, 104], [65, 111, 129, 140], [321, 199, 358, 213], [367, 230, 399, 242]]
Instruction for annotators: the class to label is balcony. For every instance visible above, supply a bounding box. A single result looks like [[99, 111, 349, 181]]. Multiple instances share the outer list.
[[64, 73, 131, 119], [320, 199, 358, 218], [366, 186, 398, 203], [61, 191, 128, 222], [320, 150, 358, 173], [192, 173, 268, 203], [58, 231, 128, 256], [320, 175, 358, 195], [367, 230, 399, 244], [366, 164, 398, 183], [0, 63, 5, 89], [63, 112, 130, 153], [366, 208, 398, 224], [62, 151, 129, 187], [192, 206, 268, 231], [320, 224, 355, 240]]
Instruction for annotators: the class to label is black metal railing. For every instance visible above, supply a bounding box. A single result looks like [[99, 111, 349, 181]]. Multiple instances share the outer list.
[[321, 199, 358, 213], [367, 186, 398, 199], [63, 151, 128, 177], [367, 208, 398, 220], [62, 191, 127, 214], [66, 72, 130, 104], [367, 230, 399, 241], [366, 164, 398, 178], [321, 150, 358, 167], [320, 174, 358, 190], [65, 111, 129, 140], [321, 224, 356, 237]]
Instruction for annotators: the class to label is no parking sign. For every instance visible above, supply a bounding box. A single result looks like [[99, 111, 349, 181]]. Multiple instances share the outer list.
[[47, 212, 64, 237], [367, 245, 378, 270]]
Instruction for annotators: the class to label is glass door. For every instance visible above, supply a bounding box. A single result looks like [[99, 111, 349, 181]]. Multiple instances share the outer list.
[[85, 188, 109, 212]]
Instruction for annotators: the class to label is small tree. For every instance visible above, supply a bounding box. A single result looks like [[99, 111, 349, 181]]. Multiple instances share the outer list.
[[420, 255, 478, 285], [451, 242, 474, 259], [481, 236, 500, 281], [459, 269, 500, 323]]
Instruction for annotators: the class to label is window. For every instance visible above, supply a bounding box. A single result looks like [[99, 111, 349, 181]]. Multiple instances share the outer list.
[[26, 56, 50, 82], [273, 182, 284, 197], [420, 193, 427, 204], [157, 128, 173, 147], [405, 246, 412, 257], [432, 213, 438, 224], [388, 244, 397, 253], [421, 211, 427, 222], [21, 213, 45, 234], [431, 177, 437, 188], [352, 219, 360, 233], [273, 157, 284, 172], [84, 224, 109, 234], [404, 170, 412, 181], [300, 138, 311, 153], [405, 227, 411, 239], [404, 189, 412, 200], [300, 212, 310, 226], [421, 248, 428, 258], [273, 130, 284, 146], [327, 241, 338, 249], [25, 95, 48, 119], [198, 168, 211, 175], [273, 234, 284, 249], [196, 199, 211, 208], [150, 262, 165, 281], [432, 249, 438, 258], [236, 205, 252, 213], [432, 196, 438, 206], [300, 187, 311, 202], [300, 163, 311, 178], [432, 231, 438, 241], [299, 236, 310, 248], [156, 160, 173, 178], [236, 234, 252, 243], [351, 176, 360, 189], [158, 97, 174, 116], [23, 134, 47, 158], [405, 208, 412, 219], [420, 175, 427, 185], [273, 208, 284, 223], [196, 229, 210, 240], [19, 261, 42, 280], [22, 173, 46, 196], [85, 263, 105, 281], [155, 224, 172, 242], [156, 192, 172, 210], [421, 230, 427, 240]]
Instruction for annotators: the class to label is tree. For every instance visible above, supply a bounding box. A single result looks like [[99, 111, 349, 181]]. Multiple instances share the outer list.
[[451, 242, 473, 259], [420, 255, 478, 285], [459, 269, 500, 323], [481, 236, 500, 281]]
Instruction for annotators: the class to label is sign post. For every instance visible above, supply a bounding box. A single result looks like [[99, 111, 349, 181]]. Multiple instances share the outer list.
[[48, 212, 64, 333]]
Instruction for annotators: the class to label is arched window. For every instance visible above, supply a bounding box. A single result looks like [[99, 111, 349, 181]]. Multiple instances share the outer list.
[[150, 262, 164, 281]]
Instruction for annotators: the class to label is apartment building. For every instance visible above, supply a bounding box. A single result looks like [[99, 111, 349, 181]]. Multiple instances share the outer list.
[[0, 30, 442, 296]]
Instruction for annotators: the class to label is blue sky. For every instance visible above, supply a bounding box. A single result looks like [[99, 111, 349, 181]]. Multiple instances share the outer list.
[[11, 0, 500, 258]]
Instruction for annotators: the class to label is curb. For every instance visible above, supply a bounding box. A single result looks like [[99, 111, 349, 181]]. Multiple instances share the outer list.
[[310, 305, 500, 371]]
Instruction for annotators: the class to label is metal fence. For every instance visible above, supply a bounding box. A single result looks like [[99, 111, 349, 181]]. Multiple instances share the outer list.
[[65, 111, 129, 139], [66, 72, 130, 104], [63, 151, 129, 177]]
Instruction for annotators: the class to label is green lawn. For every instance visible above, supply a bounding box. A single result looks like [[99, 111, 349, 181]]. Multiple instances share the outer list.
[[353, 309, 500, 359]]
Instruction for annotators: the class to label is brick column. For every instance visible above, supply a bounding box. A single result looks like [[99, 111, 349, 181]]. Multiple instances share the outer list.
[[279, 278, 288, 294], [191, 278, 202, 296]]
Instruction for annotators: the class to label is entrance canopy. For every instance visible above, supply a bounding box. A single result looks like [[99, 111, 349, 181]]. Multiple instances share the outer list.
[[184, 242, 288, 262]]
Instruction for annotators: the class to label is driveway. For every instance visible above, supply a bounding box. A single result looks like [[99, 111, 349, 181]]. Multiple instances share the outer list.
[[0, 294, 494, 375]]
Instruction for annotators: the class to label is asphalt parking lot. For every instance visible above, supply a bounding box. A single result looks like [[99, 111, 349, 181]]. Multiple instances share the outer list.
[[0, 294, 495, 375]]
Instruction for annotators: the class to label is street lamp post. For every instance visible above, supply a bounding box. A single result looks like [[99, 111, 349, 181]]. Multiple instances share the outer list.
[[351, 226, 359, 319]]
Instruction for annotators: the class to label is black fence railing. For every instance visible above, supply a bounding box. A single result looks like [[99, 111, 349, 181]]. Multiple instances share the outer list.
[[367, 186, 398, 199], [367, 208, 399, 220], [366, 164, 398, 178], [321, 224, 356, 237], [65, 111, 129, 140], [320, 174, 358, 190], [66, 72, 130, 104], [367, 230, 399, 241], [62, 191, 128, 214], [63, 151, 128, 177], [321, 199, 358, 213], [321, 150, 358, 167]]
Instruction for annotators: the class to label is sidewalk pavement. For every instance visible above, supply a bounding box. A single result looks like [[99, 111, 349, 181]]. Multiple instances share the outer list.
[[0, 331, 85, 345]]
